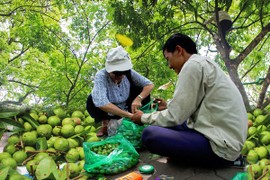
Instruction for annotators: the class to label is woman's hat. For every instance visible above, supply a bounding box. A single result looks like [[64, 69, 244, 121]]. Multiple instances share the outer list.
[[105, 46, 133, 73]]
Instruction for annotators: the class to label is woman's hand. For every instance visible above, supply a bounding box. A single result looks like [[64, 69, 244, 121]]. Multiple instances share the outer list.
[[131, 110, 143, 125], [131, 98, 142, 113], [154, 98, 167, 111]]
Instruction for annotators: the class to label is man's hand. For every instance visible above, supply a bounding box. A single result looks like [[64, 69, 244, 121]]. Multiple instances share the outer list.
[[131, 110, 143, 125], [153, 98, 167, 111]]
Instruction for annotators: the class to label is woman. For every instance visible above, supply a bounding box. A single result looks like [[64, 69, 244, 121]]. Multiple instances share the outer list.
[[86, 46, 154, 137]]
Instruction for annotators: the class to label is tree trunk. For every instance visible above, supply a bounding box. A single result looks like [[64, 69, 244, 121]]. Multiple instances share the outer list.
[[257, 65, 270, 109], [225, 60, 251, 111]]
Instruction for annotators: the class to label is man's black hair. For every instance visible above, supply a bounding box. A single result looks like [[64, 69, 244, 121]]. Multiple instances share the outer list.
[[162, 33, 198, 55]]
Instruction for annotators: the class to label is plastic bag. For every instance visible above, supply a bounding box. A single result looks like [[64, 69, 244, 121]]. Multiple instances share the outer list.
[[107, 118, 123, 136], [117, 100, 157, 149], [83, 134, 139, 175], [231, 172, 247, 180]]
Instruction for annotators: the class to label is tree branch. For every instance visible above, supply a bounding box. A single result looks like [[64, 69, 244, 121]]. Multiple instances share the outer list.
[[8, 46, 31, 63], [233, 22, 270, 65], [0, 90, 34, 106], [241, 60, 261, 79], [8, 79, 39, 88], [257, 65, 270, 108]]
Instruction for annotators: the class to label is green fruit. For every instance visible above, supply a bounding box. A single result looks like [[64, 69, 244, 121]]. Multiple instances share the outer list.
[[260, 132, 270, 145], [248, 126, 257, 137], [85, 125, 96, 132], [8, 134, 20, 144], [18, 118, 24, 124], [34, 152, 49, 162], [248, 164, 263, 179], [78, 160, 85, 170], [71, 110, 84, 119], [258, 158, 270, 169], [24, 122, 33, 131], [65, 148, 80, 163], [247, 113, 254, 121], [24, 146, 36, 157], [253, 108, 263, 117], [37, 124, 52, 139], [63, 163, 80, 178], [47, 115, 61, 127], [38, 115, 48, 124], [257, 125, 267, 133], [13, 150, 27, 165], [263, 165, 270, 177], [255, 146, 269, 159], [1, 157, 17, 169], [74, 125, 84, 134], [247, 149, 259, 164], [47, 147, 57, 160], [47, 136, 58, 148], [53, 107, 66, 118], [83, 116, 95, 125], [68, 138, 80, 148], [62, 117, 76, 126], [72, 117, 81, 125], [84, 110, 89, 116], [4, 144, 16, 154], [255, 115, 266, 125], [77, 147, 85, 160], [9, 174, 25, 180], [85, 135, 99, 142], [30, 112, 39, 121], [0, 152, 11, 161], [61, 124, 75, 138], [52, 126, 61, 136], [26, 159, 38, 175], [22, 131, 37, 146], [54, 138, 69, 151]]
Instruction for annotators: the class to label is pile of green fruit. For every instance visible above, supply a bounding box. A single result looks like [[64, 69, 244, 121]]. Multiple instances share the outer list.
[[0, 107, 100, 180], [242, 108, 270, 179], [91, 143, 120, 156], [84, 135, 139, 175]]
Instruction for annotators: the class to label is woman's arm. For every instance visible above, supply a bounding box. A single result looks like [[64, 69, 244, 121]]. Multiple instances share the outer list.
[[131, 83, 154, 113], [99, 103, 133, 119]]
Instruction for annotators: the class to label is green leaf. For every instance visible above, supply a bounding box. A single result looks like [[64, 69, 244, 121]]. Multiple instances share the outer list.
[[59, 166, 68, 180], [36, 157, 59, 180], [0, 111, 19, 118], [36, 137, 48, 150], [0, 166, 10, 180], [0, 118, 24, 131], [254, 115, 270, 127], [0, 129, 5, 139], [22, 114, 40, 129]]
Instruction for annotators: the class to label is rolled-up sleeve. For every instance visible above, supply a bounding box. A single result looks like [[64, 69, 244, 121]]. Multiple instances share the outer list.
[[91, 71, 110, 107], [141, 60, 204, 127]]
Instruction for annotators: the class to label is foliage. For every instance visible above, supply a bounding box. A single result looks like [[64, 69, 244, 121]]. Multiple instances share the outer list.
[[0, 0, 269, 111], [107, 0, 270, 110], [0, 0, 116, 110]]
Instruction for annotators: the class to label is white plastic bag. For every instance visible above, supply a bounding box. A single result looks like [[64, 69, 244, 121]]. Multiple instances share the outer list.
[[107, 118, 123, 136]]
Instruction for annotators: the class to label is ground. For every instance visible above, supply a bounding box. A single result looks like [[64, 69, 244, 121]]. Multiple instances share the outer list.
[[107, 149, 246, 180]]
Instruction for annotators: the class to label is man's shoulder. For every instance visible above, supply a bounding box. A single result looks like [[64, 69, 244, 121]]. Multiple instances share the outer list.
[[187, 54, 207, 65]]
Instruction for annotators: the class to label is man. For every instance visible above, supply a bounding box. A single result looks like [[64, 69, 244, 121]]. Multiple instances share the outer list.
[[86, 46, 154, 136], [131, 33, 247, 166]]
